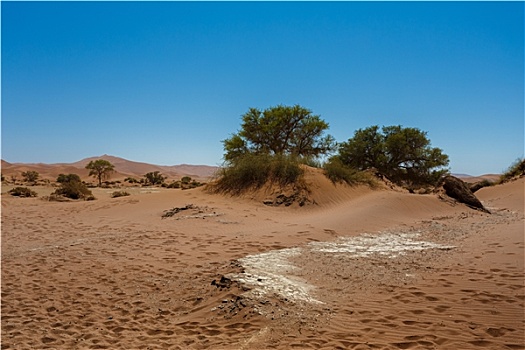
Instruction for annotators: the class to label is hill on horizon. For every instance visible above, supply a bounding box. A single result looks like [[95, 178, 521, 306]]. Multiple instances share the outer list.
[[1, 155, 219, 182]]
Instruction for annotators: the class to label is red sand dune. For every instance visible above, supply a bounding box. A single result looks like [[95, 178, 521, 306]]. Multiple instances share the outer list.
[[1, 155, 218, 182]]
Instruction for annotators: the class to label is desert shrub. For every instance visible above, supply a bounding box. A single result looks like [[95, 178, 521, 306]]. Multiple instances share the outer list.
[[324, 157, 376, 187], [111, 190, 130, 198], [57, 173, 82, 184], [22, 171, 39, 184], [181, 176, 192, 184], [9, 187, 37, 197], [271, 155, 304, 186], [499, 158, 525, 183], [190, 180, 203, 188], [167, 181, 181, 189], [53, 177, 94, 200], [211, 154, 303, 194], [144, 171, 166, 185], [125, 177, 139, 184]]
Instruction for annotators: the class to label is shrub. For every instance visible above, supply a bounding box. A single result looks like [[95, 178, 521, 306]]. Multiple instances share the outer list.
[[53, 178, 94, 200], [125, 177, 139, 184], [111, 190, 130, 198], [9, 187, 37, 197], [57, 173, 82, 184], [167, 181, 181, 189], [144, 171, 166, 185], [323, 158, 376, 187], [499, 158, 525, 183], [190, 180, 203, 188], [22, 171, 39, 184], [271, 155, 305, 186], [181, 176, 192, 184], [211, 154, 303, 194]]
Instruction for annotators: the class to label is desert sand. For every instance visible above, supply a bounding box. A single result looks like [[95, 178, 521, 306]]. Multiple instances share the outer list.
[[1, 168, 523, 349]]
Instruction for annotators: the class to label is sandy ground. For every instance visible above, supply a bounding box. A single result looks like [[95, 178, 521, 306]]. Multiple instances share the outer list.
[[1, 175, 523, 349]]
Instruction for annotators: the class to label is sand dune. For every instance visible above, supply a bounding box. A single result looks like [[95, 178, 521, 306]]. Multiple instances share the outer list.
[[1, 155, 218, 183], [1, 169, 523, 349]]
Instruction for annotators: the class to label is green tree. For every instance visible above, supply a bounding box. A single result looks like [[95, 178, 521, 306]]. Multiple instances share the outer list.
[[22, 170, 39, 184], [223, 105, 335, 163], [144, 171, 166, 185], [338, 125, 449, 187], [86, 159, 115, 187]]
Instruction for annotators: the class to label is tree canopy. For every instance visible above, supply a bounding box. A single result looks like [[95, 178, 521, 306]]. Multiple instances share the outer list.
[[337, 125, 449, 187], [223, 105, 335, 163], [86, 159, 115, 186]]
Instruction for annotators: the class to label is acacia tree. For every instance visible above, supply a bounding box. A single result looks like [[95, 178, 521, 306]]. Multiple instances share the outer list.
[[86, 159, 115, 187], [337, 125, 449, 187], [223, 105, 335, 163]]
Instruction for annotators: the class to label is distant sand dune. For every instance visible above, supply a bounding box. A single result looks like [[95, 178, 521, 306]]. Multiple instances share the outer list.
[[1, 154, 218, 182]]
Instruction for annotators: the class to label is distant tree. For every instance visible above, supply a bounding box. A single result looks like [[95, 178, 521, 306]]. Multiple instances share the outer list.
[[86, 159, 115, 187], [337, 125, 449, 187], [223, 105, 336, 163], [144, 171, 166, 185], [22, 170, 39, 184]]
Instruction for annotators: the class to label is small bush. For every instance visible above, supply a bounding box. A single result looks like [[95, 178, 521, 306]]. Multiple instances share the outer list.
[[22, 171, 39, 184], [211, 154, 303, 194], [144, 171, 166, 185], [9, 187, 37, 197], [57, 173, 82, 184], [125, 177, 139, 184], [190, 180, 203, 188], [324, 158, 375, 187], [181, 176, 192, 184], [499, 158, 525, 183], [111, 190, 130, 198], [166, 181, 181, 189], [53, 180, 94, 200]]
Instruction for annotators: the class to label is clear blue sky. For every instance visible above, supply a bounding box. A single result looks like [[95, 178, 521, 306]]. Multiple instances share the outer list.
[[2, 1, 523, 175]]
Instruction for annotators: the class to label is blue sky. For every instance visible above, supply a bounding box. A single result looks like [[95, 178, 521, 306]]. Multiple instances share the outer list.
[[2, 1, 523, 175]]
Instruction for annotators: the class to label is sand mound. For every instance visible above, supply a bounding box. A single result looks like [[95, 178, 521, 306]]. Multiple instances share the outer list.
[[213, 166, 398, 209]]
